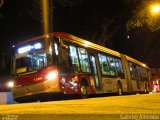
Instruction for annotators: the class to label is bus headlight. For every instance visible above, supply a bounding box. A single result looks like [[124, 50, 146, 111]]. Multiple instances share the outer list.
[[46, 71, 58, 80], [8, 81, 14, 88]]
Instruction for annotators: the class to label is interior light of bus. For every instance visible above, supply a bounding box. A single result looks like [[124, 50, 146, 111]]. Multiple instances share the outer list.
[[49, 46, 52, 53], [110, 62, 115, 66], [83, 41, 89, 47], [91, 56, 95, 61], [79, 48, 86, 54], [130, 67, 132, 71], [34, 43, 42, 49], [54, 43, 58, 55], [142, 64, 146, 67], [46, 71, 58, 80], [18, 42, 42, 54]]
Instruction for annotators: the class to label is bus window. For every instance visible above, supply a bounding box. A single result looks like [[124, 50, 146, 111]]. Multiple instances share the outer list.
[[16, 57, 31, 69], [69, 45, 81, 73], [52, 37, 60, 66], [54, 43, 59, 55], [16, 53, 49, 74], [59, 40, 73, 73], [143, 68, 149, 81], [136, 66, 142, 81], [140, 67, 148, 81], [107, 56, 116, 76], [98, 54, 110, 76], [129, 62, 137, 80], [136, 65, 149, 81], [114, 58, 125, 78], [78, 47, 90, 73]]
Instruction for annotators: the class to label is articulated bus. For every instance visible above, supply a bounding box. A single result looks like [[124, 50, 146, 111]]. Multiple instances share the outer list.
[[11, 32, 151, 102]]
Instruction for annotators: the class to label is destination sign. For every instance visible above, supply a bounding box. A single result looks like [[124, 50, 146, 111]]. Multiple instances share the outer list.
[[17, 41, 44, 54]]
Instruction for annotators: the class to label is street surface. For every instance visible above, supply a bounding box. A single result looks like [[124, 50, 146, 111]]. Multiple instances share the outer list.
[[0, 93, 160, 120]]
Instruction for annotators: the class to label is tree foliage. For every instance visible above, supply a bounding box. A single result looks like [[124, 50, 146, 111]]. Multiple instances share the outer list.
[[127, 0, 160, 32]]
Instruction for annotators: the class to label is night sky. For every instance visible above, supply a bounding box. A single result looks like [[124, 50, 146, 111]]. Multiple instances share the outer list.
[[0, 0, 160, 68]]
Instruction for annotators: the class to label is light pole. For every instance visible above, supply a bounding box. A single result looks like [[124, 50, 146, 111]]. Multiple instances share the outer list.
[[41, 0, 50, 34]]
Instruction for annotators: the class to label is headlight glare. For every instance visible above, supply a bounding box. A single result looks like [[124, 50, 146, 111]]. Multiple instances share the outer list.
[[8, 81, 14, 88], [46, 71, 58, 80]]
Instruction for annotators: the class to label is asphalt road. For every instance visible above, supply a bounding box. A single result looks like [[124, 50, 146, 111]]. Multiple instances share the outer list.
[[0, 93, 160, 120]]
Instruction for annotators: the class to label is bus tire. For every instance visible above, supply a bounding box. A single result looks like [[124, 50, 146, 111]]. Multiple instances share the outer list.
[[80, 82, 88, 98], [117, 83, 123, 95]]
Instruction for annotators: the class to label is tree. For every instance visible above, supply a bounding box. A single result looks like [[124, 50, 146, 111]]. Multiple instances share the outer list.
[[126, 0, 160, 32], [93, 0, 139, 49]]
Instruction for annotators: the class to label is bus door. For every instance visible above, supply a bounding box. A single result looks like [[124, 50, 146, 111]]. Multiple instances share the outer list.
[[89, 53, 101, 90]]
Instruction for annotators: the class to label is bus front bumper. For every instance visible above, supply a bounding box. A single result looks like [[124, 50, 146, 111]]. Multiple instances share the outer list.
[[12, 80, 61, 101]]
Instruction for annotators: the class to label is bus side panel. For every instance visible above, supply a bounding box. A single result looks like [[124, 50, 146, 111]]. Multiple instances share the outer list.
[[131, 80, 139, 92], [120, 79, 128, 92], [88, 76, 97, 94], [59, 74, 79, 95], [139, 81, 146, 92], [101, 77, 117, 93], [101, 77, 128, 93], [122, 55, 151, 93], [59, 74, 96, 95], [120, 54, 133, 93], [12, 79, 61, 100], [148, 70, 152, 91], [77, 74, 96, 94]]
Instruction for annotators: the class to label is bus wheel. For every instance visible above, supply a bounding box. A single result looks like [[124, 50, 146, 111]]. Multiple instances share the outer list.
[[117, 83, 123, 95], [80, 83, 88, 98]]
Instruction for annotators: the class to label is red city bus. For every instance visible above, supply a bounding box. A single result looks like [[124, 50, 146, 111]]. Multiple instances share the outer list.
[[11, 32, 151, 102]]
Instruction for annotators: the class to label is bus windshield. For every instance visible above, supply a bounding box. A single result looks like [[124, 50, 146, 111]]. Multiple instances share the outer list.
[[16, 53, 52, 74]]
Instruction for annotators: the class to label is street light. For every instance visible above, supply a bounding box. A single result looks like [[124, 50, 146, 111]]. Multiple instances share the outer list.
[[151, 4, 160, 15]]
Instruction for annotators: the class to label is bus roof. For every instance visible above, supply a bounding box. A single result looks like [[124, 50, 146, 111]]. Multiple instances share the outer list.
[[16, 32, 149, 69], [125, 55, 149, 69], [51, 32, 121, 57]]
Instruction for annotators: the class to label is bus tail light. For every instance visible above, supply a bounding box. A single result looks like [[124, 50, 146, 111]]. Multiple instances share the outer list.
[[45, 71, 58, 80]]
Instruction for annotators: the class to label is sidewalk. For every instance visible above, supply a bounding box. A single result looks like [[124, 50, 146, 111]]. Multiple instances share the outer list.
[[0, 92, 17, 104]]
